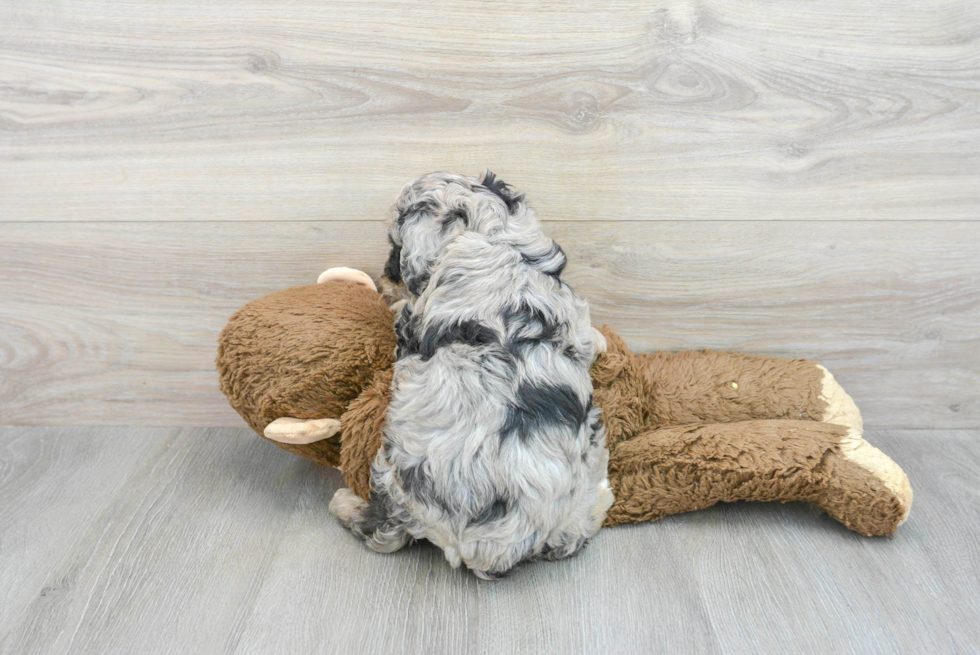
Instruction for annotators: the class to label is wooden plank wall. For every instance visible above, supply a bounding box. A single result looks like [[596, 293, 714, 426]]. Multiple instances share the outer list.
[[1, 0, 978, 429]]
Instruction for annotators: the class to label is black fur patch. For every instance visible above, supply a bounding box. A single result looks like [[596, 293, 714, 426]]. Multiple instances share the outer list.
[[384, 238, 403, 284], [406, 270, 431, 296], [441, 208, 469, 231], [539, 537, 587, 562], [399, 313, 500, 361], [395, 306, 422, 358], [418, 319, 500, 360], [504, 302, 561, 349], [586, 399, 603, 446], [397, 200, 436, 225], [356, 490, 395, 539], [522, 242, 566, 279], [400, 461, 429, 497], [431, 269, 465, 290], [470, 498, 508, 525], [501, 382, 588, 443], [480, 171, 524, 215]]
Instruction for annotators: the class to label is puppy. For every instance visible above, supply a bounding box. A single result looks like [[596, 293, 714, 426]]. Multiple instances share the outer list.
[[330, 171, 613, 579]]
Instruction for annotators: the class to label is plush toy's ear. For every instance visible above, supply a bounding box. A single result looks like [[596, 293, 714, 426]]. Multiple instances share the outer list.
[[264, 417, 341, 444], [317, 267, 377, 291]]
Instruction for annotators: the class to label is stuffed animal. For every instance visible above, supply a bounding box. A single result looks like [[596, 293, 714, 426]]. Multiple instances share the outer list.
[[217, 269, 912, 537]]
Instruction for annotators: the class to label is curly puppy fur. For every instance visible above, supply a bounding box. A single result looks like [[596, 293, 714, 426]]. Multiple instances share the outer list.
[[330, 171, 613, 579]]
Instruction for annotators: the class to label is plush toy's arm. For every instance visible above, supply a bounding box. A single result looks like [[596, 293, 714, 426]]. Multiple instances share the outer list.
[[605, 419, 912, 536], [597, 326, 864, 443], [595, 325, 860, 432], [339, 368, 394, 499]]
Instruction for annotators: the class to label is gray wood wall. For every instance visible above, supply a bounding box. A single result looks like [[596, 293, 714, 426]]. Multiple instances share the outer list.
[[2, 0, 978, 429]]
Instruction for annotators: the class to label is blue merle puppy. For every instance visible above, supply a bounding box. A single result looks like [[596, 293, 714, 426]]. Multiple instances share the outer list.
[[329, 171, 613, 579]]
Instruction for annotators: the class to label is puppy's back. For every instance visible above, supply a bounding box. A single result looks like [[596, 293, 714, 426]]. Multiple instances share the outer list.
[[378, 234, 612, 578]]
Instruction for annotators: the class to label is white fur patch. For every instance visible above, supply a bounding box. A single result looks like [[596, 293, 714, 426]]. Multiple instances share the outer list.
[[329, 488, 368, 522]]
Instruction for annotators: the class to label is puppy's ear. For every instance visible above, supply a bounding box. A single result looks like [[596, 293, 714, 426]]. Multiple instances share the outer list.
[[480, 170, 524, 214], [383, 237, 402, 284]]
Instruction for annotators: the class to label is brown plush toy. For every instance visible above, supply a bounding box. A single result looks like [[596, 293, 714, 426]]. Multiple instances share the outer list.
[[217, 270, 912, 538]]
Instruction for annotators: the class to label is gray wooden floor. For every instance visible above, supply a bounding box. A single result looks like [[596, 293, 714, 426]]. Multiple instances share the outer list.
[[0, 426, 976, 654]]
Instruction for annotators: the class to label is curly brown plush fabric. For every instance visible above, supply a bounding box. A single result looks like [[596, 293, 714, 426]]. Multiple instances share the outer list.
[[605, 420, 909, 535], [216, 282, 396, 466], [217, 281, 912, 537], [592, 326, 827, 446], [607, 420, 851, 524], [340, 367, 393, 499]]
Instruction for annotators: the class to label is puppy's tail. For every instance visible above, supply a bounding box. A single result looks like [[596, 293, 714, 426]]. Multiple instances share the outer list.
[[330, 488, 411, 553]]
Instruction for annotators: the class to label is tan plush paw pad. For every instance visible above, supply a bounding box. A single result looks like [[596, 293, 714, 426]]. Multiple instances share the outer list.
[[817, 365, 912, 528], [263, 417, 342, 444], [317, 267, 377, 291], [817, 365, 864, 437], [838, 436, 914, 526]]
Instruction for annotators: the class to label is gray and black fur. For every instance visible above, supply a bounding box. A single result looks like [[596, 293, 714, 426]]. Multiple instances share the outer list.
[[330, 171, 613, 580]]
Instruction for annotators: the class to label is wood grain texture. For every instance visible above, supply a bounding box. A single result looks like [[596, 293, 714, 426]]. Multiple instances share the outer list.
[[1, 220, 976, 429], [0, 427, 314, 654], [2, 0, 979, 222], [0, 427, 977, 654], [0, 426, 173, 629]]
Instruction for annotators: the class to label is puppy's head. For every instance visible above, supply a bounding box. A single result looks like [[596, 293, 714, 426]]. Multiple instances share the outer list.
[[383, 171, 526, 296]]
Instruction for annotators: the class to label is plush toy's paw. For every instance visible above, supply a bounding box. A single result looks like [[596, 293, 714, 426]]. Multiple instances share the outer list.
[[263, 417, 342, 444], [817, 365, 913, 528], [317, 267, 377, 292], [817, 365, 864, 436]]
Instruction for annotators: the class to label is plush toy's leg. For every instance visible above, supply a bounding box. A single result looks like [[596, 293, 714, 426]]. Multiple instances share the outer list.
[[815, 365, 912, 528], [632, 350, 831, 427], [605, 419, 912, 536], [593, 329, 843, 446], [263, 417, 342, 444], [317, 267, 377, 291]]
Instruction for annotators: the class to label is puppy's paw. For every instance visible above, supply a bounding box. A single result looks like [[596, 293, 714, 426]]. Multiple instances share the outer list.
[[590, 326, 608, 358], [590, 478, 615, 529], [329, 488, 368, 524], [317, 267, 377, 291]]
